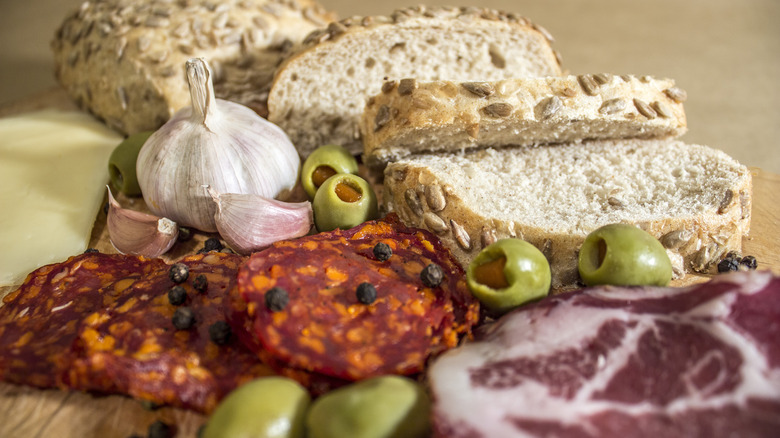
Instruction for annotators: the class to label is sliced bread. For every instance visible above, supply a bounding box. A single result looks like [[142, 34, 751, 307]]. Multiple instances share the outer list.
[[383, 139, 752, 290], [362, 75, 688, 168], [52, 0, 337, 135], [267, 5, 563, 157]]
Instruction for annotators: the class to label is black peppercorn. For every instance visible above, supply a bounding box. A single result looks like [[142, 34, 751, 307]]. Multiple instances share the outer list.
[[740, 255, 758, 270], [356, 282, 377, 304], [717, 251, 742, 273], [421, 263, 444, 287], [148, 420, 173, 438], [167, 285, 187, 306], [209, 320, 232, 345], [265, 287, 289, 312], [83, 248, 99, 254], [169, 263, 189, 283], [201, 237, 224, 253], [172, 307, 195, 330], [373, 242, 392, 261], [717, 256, 740, 273], [192, 274, 208, 293]]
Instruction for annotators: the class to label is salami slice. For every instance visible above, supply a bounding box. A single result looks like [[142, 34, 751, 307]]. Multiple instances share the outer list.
[[234, 214, 480, 383], [0, 252, 162, 388], [227, 284, 352, 396], [0, 251, 274, 413]]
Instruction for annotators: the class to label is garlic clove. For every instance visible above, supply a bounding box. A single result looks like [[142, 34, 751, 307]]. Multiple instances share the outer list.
[[106, 186, 178, 258], [207, 186, 313, 255]]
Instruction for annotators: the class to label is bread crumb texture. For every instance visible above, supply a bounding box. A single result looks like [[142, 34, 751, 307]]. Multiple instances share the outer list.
[[395, 140, 747, 235], [268, 5, 561, 156]]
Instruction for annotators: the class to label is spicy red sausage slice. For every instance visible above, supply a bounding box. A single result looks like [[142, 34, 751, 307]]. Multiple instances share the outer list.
[[0, 252, 160, 389], [235, 214, 480, 382], [65, 251, 276, 413], [0, 251, 274, 413]]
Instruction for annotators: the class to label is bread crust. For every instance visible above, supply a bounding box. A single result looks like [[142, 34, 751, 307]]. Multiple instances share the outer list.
[[52, 0, 337, 135], [267, 5, 563, 157], [362, 75, 688, 168], [383, 140, 752, 291]]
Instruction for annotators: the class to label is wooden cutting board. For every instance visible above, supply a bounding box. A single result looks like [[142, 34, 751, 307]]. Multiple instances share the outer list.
[[0, 88, 778, 438]]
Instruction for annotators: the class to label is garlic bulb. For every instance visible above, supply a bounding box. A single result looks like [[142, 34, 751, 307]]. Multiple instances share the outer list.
[[106, 186, 178, 258], [207, 186, 313, 255], [136, 57, 300, 233]]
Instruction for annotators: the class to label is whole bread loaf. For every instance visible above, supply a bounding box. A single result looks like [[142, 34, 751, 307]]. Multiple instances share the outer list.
[[362, 74, 688, 168], [52, 0, 337, 135], [383, 139, 752, 290], [267, 5, 563, 157]]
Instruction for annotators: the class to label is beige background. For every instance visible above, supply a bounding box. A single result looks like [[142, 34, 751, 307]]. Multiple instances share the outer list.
[[1, 0, 778, 173]]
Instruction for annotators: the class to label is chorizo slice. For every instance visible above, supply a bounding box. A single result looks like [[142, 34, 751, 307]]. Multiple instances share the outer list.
[[235, 214, 480, 382], [0, 252, 161, 388], [0, 251, 274, 413]]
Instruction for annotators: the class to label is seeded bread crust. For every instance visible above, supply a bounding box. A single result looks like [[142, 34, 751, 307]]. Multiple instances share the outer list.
[[383, 140, 752, 291], [267, 5, 563, 157], [362, 75, 688, 168], [52, 0, 337, 135]]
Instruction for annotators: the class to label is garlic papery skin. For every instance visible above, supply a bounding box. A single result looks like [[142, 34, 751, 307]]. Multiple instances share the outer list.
[[207, 186, 313, 255], [136, 57, 300, 233], [107, 186, 178, 258]]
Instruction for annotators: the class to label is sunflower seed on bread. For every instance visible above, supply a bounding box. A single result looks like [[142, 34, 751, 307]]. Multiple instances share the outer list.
[[383, 139, 752, 291], [52, 0, 337, 135], [362, 75, 688, 168], [267, 5, 562, 157]]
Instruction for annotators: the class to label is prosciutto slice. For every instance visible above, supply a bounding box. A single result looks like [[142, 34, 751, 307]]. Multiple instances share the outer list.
[[428, 270, 780, 438]]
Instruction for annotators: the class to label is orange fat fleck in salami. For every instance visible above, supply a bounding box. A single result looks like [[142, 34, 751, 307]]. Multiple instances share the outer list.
[[270, 264, 284, 278], [113, 278, 135, 293], [252, 275, 273, 291], [234, 214, 480, 383], [326, 267, 349, 283]]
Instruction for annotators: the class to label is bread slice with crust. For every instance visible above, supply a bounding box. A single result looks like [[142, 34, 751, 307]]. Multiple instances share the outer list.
[[267, 5, 563, 157], [52, 0, 337, 135], [362, 75, 688, 168], [383, 139, 752, 291]]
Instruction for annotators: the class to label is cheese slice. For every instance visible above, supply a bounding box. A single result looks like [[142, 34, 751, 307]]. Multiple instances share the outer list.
[[0, 110, 122, 287]]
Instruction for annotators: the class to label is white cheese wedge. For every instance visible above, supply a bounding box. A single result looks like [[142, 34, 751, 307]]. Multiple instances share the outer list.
[[0, 110, 122, 287]]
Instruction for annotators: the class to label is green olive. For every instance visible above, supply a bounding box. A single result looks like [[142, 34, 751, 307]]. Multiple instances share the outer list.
[[201, 377, 310, 438], [306, 376, 431, 438], [313, 173, 378, 232], [578, 223, 672, 287], [108, 131, 153, 196], [301, 144, 359, 199], [467, 238, 551, 316]]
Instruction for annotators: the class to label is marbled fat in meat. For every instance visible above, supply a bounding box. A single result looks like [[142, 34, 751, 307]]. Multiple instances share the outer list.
[[428, 271, 780, 438]]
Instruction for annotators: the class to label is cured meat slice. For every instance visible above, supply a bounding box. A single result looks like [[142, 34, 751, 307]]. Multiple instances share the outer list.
[[0, 252, 274, 413], [0, 252, 163, 388], [228, 283, 352, 396], [65, 252, 275, 412], [234, 214, 480, 383], [428, 270, 780, 438]]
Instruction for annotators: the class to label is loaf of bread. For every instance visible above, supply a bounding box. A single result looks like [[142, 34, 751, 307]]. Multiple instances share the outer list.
[[52, 0, 337, 135], [383, 139, 752, 291], [267, 5, 563, 157], [362, 74, 688, 168]]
